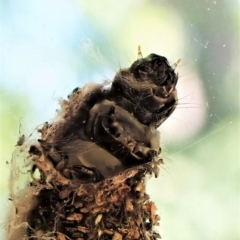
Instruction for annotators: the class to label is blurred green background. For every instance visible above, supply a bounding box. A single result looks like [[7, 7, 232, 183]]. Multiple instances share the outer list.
[[0, 0, 239, 239]]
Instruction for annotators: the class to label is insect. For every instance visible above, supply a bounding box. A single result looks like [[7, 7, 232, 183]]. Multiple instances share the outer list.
[[8, 47, 180, 192], [32, 47, 180, 184]]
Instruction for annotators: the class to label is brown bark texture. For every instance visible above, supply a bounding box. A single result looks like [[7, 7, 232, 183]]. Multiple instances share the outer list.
[[7, 51, 179, 240]]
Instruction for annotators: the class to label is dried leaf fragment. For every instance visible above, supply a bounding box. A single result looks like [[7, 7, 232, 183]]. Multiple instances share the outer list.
[[95, 214, 103, 225], [66, 213, 83, 222], [57, 232, 66, 240], [125, 198, 134, 212], [112, 231, 123, 240]]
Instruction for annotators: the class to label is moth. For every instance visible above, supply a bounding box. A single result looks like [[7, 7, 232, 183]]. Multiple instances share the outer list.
[[33, 47, 179, 184]]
